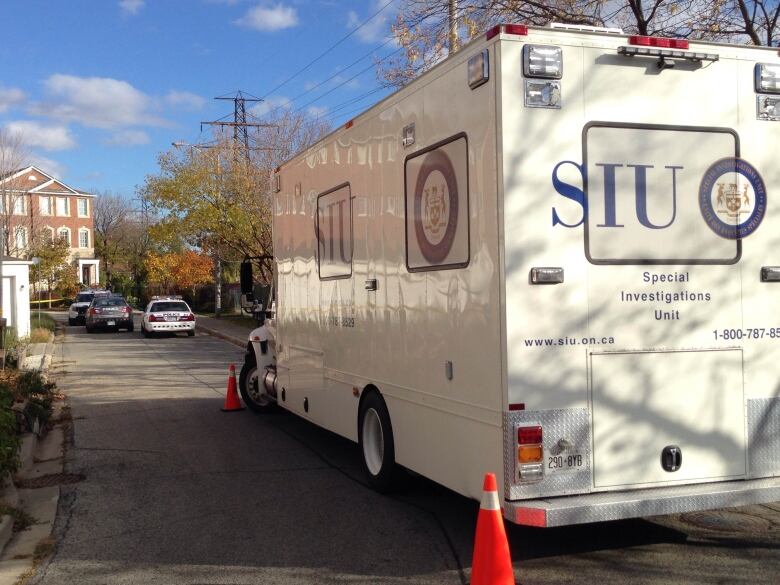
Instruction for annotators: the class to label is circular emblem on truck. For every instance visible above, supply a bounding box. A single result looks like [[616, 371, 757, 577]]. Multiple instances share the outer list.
[[413, 149, 459, 263], [699, 157, 767, 240]]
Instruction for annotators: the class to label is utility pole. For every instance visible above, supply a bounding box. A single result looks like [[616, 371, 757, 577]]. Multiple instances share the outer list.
[[199, 91, 280, 317], [448, 0, 459, 54]]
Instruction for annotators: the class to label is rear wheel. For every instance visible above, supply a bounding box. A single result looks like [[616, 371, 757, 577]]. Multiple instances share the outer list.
[[68, 318, 75, 326], [127, 322, 134, 332], [85, 325, 94, 333], [187, 330, 194, 337], [358, 391, 399, 492], [239, 360, 277, 413]]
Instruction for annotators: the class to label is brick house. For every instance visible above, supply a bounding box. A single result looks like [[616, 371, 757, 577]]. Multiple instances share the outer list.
[[0, 166, 99, 286]]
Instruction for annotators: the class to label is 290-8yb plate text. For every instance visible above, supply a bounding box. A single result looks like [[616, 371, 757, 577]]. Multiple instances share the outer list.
[[547, 453, 583, 473]]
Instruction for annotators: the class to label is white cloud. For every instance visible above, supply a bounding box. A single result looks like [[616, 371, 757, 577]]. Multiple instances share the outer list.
[[249, 96, 291, 116], [307, 106, 328, 118], [235, 3, 299, 31], [30, 74, 165, 129], [165, 90, 206, 111], [119, 0, 145, 15], [4, 120, 76, 151], [346, 1, 395, 44], [0, 88, 25, 113], [29, 154, 66, 179], [105, 130, 151, 146]]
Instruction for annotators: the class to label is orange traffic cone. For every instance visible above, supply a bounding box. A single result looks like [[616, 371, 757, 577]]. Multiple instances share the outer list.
[[471, 473, 515, 585], [221, 364, 244, 412]]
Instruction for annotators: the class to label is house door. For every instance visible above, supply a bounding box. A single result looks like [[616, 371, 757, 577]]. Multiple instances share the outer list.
[[82, 265, 91, 286]]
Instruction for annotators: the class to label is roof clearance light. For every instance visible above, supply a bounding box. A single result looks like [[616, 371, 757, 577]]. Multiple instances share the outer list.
[[468, 49, 489, 89], [485, 23, 529, 41], [629, 35, 689, 49], [756, 63, 780, 94], [523, 45, 563, 79]]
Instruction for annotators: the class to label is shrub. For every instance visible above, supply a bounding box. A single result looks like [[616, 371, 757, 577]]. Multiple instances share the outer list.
[[14, 372, 56, 426], [0, 383, 19, 475]]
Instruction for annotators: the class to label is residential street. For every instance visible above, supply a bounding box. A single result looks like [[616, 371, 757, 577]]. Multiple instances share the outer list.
[[29, 313, 780, 585]]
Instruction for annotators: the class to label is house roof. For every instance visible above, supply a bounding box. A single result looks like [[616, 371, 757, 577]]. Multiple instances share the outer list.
[[0, 166, 94, 197]]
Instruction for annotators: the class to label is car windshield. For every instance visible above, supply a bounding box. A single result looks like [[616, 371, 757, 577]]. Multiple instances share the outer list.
[[150, 302, 189, 312], [76, 293, 94, 303], [93, 298, 127, 308]]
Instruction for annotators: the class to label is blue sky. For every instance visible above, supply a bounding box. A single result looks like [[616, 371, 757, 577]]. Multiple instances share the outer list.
[[0, 0, 399, 197]]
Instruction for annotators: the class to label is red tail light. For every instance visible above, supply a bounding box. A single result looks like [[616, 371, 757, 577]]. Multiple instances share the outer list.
[[180, 313, 195, 321], [148, 314, 159, 322], [518, 426, 543, 445], [122, 306, 131, 313], [89, 308, 100, 315], [629, 35, 689, 49]]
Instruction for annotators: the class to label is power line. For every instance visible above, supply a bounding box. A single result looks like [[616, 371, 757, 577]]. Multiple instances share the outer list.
[[259, 0, 398, 100]]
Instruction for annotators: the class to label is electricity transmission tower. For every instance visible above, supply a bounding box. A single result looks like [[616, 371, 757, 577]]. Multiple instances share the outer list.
[[201, 91, 278, 161]]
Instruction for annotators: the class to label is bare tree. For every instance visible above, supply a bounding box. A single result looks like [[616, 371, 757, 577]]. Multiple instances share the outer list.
[[379, 0, 778, 87], [93, 191, 133, 286], [0, 128, 30, 326]]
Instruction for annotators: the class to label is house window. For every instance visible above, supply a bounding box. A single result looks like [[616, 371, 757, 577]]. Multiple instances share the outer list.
[[58, 227, 71, 245], [77, 198, 88, 217], [12, 195, 24, 215], [56, 197, 69, 216], [79, 229, 90, 248], [43, 227, 53, 242], [39, 196, 52, 216], [14, 227, 26, 250]]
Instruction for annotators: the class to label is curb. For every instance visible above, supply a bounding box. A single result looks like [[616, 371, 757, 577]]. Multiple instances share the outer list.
[[0, 516, 11, 556], [195, 322, 246, 349]]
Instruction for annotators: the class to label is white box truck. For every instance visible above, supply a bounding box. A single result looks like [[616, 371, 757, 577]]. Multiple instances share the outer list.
[[239, 23, 780, 526]]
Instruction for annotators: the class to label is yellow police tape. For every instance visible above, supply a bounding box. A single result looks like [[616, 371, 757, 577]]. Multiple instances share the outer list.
[[30, 299, 65, 305]]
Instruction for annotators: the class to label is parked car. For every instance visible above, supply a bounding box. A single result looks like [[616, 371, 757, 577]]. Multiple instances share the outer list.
[[85, 295, 134, 333], [141, 296, 196, 338], [68, 290, 109, 325]]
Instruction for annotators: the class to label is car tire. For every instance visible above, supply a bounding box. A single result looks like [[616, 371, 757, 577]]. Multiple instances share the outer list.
[[141, 325, 149, 338], [85, 325, 94, 333], [187, 331, 194, 337], [239, 360, 277, 414], [68, 318, 75, 326], [358, 391, 400, 493], [127, 322, 134, 332]]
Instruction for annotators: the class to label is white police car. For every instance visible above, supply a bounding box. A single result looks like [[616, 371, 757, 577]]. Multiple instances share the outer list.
[[141, 296, 196, 338]]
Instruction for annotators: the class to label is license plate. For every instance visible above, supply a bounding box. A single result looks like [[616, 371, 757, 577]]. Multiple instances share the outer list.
[[107, 320, 115, 326], [547, 453, 583, 473]]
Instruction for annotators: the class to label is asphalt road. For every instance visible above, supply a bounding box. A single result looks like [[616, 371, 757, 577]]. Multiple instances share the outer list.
[[30, 313, 780, 585]]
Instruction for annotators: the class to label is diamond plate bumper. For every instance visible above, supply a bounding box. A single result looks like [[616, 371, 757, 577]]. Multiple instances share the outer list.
[[504, 477, 780, 527]]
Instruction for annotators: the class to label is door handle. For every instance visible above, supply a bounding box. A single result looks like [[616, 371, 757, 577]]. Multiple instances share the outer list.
[[365, 279, 378, 291]]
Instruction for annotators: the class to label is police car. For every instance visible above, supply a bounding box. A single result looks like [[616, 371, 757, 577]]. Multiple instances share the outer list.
[[68, 289, 109, 325], [141, 296, 196, 338]]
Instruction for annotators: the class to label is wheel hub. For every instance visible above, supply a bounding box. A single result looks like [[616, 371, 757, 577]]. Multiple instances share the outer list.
[[362, 408, 384, 475]]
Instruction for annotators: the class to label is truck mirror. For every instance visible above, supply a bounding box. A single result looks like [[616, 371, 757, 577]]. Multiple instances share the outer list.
[[240, 261, 253, 296]]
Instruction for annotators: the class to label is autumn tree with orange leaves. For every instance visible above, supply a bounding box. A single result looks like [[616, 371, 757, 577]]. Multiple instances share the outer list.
[[144, 250, 213, 296]]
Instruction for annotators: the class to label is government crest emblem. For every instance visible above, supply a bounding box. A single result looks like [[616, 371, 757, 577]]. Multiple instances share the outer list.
[[412, 149, 459, 263], [699, 157, 766, 240]]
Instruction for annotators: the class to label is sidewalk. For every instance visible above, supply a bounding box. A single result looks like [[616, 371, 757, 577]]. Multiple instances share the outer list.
[[195, 314, 255, 348]]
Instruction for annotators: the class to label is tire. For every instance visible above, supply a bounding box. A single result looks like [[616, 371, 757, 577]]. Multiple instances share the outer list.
[[85, 325, 94, 333], [68, 318, 75, 326], [141, 325, 149, 338], [187, 331, 194, 337], [127, 322, 134, 332], [358, 391, 399, 492], [239, 360, 277, 413]]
